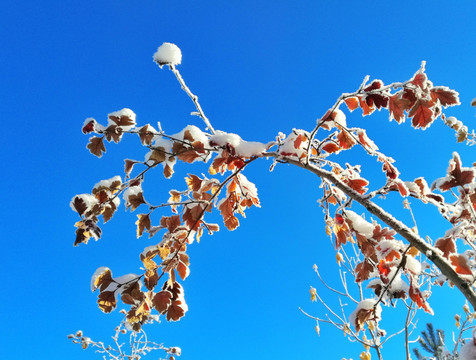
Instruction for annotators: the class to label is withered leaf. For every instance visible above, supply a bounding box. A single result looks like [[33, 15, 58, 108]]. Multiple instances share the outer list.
[[293, 134, 307, 149], [209, 156, 227, 175], [182, 204, 203, 231], [74, 219, 102, 246], [345, 178, 368, 195], [87, 136, 106, 158], [185, 174, 202, 192], [164, 164, 174, 179], [336, 129, 357, 150], [104, 125, 122, 143], [82, 119, 95, 134], [409, 100, 434, 130], [102, 202, 117, 223], [430, 87, 460, 107], [144, 269, 159, 291], [344, 97, 359, 112], [206, 223, 220, 233], [91, 267, 113, 292], [74, 228, 88, 246], [126, 300, 151, 327], [139, 125, 155, 146], [353, 308, 374, 334], [381, 159, 399, 180], [127, 192, 146, 211], [135, 214, 151, 238], [333, 221, 352, 249], [163, 257, 179, 274], [366, 93, 388, 109], [357, 130, 378, 151], [94, 190, 109, 204], [183, 130, 194, 142], [356, 233, 376, 260], [321, 142, 341, 154], [124, 159, 139, 178], [163, 280, 183, 301], [174, 141, 205, 163], [219, 196, 240, 231], [109, 114, 135, 127], [384, 249, 401, 262], [152, 290, 173, 314], [355, 260, 374, 283], [358, 95, 375, 116], [98, 291, 117, 313], [363, 80, 388, 109], [372, 225, 395, 242], [121, 281, 144, 305], [160, 215, 181, 233], [409, 279, 433, 314], [470, 193, 476, 211], [388, 93, 411, 123], [166, 300, 186, 321], [148, 148, 167, 164], [411, 73, 427, 89], [177, 259, 190, 281], [72, 196, 88, 216], [438, 153, 475, 191], [450, 254, 473, 275], [435, 237, 456, 259]]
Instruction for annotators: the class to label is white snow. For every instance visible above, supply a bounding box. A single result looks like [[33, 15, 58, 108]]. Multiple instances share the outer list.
[[237, 174, 259, 205], [349, 299, 381, 329], [376, 240, 405, 258], [445, 116, 458, 127], [210, 131, 267, 157], [93, 176, 122, 192], [145, 136, 174, 166], [111, 196, 120, 208], [404, 181, 420, 195], [107, 108, 137, 131], [333, 109, 346, 127], [153, 42, 182, 67], [114, 273, 140, 288], [367, 272, 409, 297], [320, 109, 347, 129], [173, 125, 210, 147], [404, 255, 421, 275], [141, 245, 159, 258], [123, 185, 142, 208], [345, 211, 374, 238], [98, 273, 141, 293], [277, 129, 310, 158], [70, 194, 99, 213]]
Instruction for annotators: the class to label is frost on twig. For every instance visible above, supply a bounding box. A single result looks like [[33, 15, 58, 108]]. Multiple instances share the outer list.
[[68, 321, 181, 360]]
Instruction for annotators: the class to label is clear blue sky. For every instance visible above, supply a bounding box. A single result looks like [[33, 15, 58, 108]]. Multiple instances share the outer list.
[[1, 1, 476, 359]]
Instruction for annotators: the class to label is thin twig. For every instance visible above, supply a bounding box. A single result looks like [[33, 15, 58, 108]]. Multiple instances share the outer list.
[[169, 65, 216, 134]]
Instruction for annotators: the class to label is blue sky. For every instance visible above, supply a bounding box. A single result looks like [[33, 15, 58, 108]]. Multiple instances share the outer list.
[[1, 1, 476, 359]]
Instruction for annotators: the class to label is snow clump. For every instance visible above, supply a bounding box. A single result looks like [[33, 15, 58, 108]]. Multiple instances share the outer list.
[[153, 42, 182, 67], [345, 210, 374, 238], [210, 131, 267, 157]]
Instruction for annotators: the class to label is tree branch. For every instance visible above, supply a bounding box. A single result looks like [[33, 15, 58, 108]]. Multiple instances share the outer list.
[[265, 152, 476, 309]]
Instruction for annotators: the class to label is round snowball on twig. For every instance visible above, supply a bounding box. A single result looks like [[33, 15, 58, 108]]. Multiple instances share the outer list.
[[153, 42, 182, 67]]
